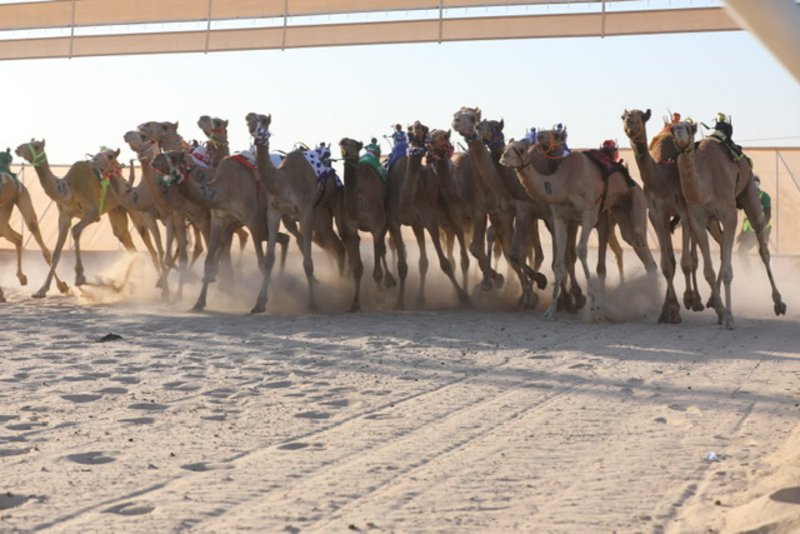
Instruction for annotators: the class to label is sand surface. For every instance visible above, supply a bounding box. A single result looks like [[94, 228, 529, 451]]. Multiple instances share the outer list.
[[0, 248, 799, 533]]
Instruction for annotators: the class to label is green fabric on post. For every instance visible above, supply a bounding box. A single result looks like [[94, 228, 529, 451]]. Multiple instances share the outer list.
[[359, 153, 387, 182]]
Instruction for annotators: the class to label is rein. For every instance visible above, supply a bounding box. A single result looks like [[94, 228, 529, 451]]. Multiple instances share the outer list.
[[27, 144, 48, 167]]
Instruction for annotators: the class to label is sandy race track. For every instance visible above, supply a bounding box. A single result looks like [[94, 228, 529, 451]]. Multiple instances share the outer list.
[[0, 248, 799, 533]]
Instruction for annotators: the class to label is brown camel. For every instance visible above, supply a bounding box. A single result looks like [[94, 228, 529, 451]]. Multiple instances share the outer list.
[[149, 147, 293, 312], [451, 107, 548, 310], [533, 127, 657, 291], [385, 121, 470, 309], [0, 149, 64, 299], [670, 119, 785, 329], [500, 138, 649, 320], [247, 112, 346, 313], [14, 140, 157, 298], [197, 115, 229, 167], [338, 137, 391, 311], [137, 119, 249, 270], [622, 109, 712, 323]]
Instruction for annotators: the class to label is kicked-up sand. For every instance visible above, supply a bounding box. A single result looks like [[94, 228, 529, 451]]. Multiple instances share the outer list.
[[0, 246, 799, 533]]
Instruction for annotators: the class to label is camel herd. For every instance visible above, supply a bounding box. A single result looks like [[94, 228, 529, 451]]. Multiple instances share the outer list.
[[0, 106, 786, 329]]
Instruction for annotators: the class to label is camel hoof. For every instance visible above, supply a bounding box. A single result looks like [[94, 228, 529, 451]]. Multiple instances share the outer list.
[[775, 301, 787, 316], [658, 308, 682, 324], [493, 273, 505, 289], [532, 272, 547, 290], [75, 274, 87, 286], [384, 274, 397, 289], [525, 293, 539, 310], [18, 274, 28, 286], [479, 278, 493, 291], [57, 281, 70, 294], [543, 308, 557, 321], [571, 292, 587, 311], [250, 304, 266, 314], [32, 291, 47, 299], [190, 305, 205, 313], [0, 293, 5, 303]]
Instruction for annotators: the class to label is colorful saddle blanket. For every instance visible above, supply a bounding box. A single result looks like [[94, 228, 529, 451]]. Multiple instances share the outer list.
[[708, 131, 752, 167], [232, 147, 283, 170], [359, 152, 387, 182], [583, 150, 637, 188], [189, 145, 214, 169], [304, 145, 342, 189]]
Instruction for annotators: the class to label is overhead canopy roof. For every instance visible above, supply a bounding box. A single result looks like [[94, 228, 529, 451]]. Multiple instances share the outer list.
[[0, 1, 741, 60]]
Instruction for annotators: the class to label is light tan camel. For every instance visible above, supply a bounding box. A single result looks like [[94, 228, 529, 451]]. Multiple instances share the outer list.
[[533, 127, 657, 287], [670, 120, 785, 329], [500, 138, 650, 320], [89, 148, 168, 292], [385, 121, 470, 309], [338, 137, 390, 311], [247, 112, 346, 313], [621, 108, 708, 323], [14, 140, 156, 298], [451, 107, 548, 309], [0, 149, 64, 298]]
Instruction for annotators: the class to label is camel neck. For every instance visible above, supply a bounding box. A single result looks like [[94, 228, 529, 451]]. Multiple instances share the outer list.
[[139, 159, 173, 215], [254, 141, 278, 195], [32, 160, 67, 201], [513, 158, 569, 205], [675, 148, 706, 205]]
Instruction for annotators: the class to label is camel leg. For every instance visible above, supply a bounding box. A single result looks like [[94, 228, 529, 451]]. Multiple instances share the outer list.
[[252, 209, 282, 314], [508, 209, 538, 309], [107, 207, 136, 253], [344, 227, 363, 312], [615, 201, 658, 275], [681, 222, 704, 312], [192, 216, 226, 312], [190, 224, 205, 267], [389, 223, 408, 310], [0, 206, 27, 286], [72, 209, 105, 286], [128, 210, 165, 294], [413, 225, 428, 307], [455, 227, 471, 295], [607, 224, 624, 282], [687, 208, 725, 325], [15, 191, 69, 294], [718, 212, 737, 329], [425, 219, 470, 306], [576, 210, 601, 321], [594, 215, 609, 304], [739, 186, 786, 316], [216, 228, 235, 288], [530, 220, 545, 273], [34, 213, 72, 298], [172, 216, 190, 300], [650, 213, 681, 324], [372, 229, 387, 290], [299, 214, 318, 312], [544, 216, 569, 320], [559, 221, 584, 313], [470, 213, 499, 291]]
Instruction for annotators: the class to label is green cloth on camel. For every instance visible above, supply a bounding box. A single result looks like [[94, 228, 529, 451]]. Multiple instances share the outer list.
[[359, 152, 387, 183], [0, 150, 20, 187]]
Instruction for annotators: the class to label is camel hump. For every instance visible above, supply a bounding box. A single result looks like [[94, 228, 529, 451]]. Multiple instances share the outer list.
[[66, 160, 102, 205]]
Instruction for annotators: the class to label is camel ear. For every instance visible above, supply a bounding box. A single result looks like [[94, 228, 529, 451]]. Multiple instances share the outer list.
[[42, 139, 46, 147], [644, 109, 651, 121], [223, 119, 229, 127], [114, 148, 120, 158], [690, 122, 697, 135], [357, 141, 363, 150], [475, 107, 482, 120], [621, 109, 627, 120], [499, 119, 505, 131], [446, 129, 451, 140]]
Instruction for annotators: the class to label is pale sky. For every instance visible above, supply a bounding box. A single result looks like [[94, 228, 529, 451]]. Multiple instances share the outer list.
[[2, 2, 799, 165]]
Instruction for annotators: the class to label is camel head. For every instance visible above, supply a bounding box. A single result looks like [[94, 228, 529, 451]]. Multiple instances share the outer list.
[[477, 118, 505, 151], [499, 138, 532, 169], [621, 109, 651, 141], [408, 121, 430, 148], [670, 120, 697, 151], [451, 107, 482, 138], [339, 138, 363, 161], [15, 139, 46, 165], [426, 129, 454, 161], [91, 147, 124, 179], [150, 150, 190, 184], [535, 127, 567, 158], [137, 121, 179, 143], [197, 115, 229, 146], [123, 130, 159, 162], [246, 113, 272, 145]]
